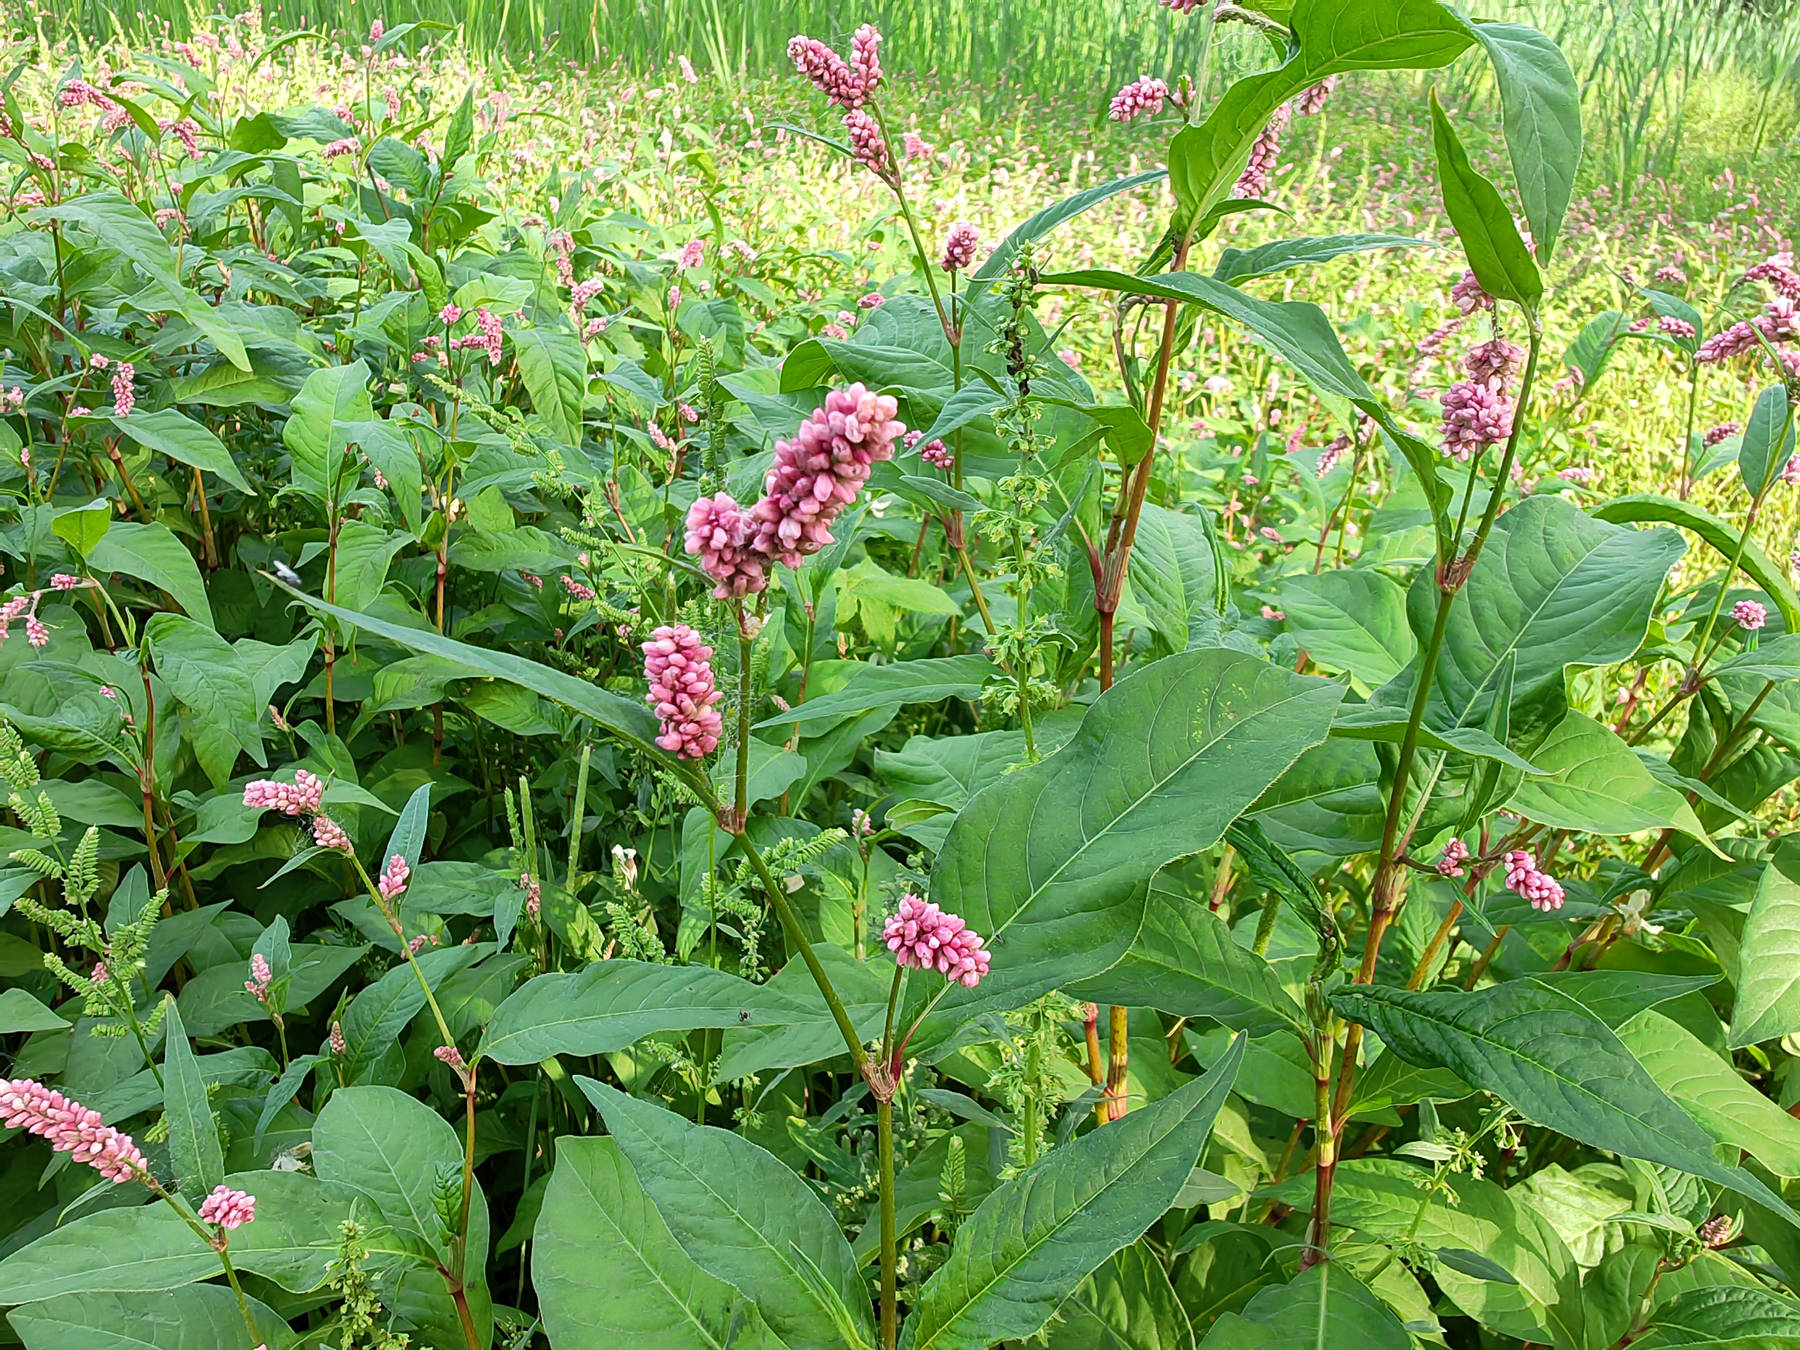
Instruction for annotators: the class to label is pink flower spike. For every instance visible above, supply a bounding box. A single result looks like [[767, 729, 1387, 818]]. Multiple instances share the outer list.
[[1450, 270, 1494, 315], [1436, 837, 1469, 878], [1234, 103, 1291, 197], [312, 816, 351, 853], [1733, 599, 1768, 631], [684, 493, 765, 599], [883, 894, 991, 987], [198, 1184, 257, 1230], [748, 383, 904, 568], [1503, 849, 1564, 912], [434, 1044, 467, 1072], [642, 624, 723, 760], [1108, 75, 1168, 124], [245, 953, 272, 1003], [0, 1078, 148, 1183], [50, 573, 79, 590], [939, 222, 979, 273], [378, 854, 410, 901]]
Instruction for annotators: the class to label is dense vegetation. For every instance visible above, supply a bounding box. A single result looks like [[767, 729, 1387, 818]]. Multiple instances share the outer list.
[[5, 2, 1800, 1348]]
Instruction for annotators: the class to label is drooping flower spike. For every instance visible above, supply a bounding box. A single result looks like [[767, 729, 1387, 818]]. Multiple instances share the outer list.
[[642, 625, 724, 760]]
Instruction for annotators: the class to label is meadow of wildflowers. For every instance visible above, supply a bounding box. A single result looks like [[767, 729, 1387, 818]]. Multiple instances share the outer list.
[[4, 3, 1800, 1349]]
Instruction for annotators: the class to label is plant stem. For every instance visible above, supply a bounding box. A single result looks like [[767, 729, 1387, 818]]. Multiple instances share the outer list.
[[877, 1095, 898, 1350], [1104, 1004, 1130, 1121], [1678, 356, 1700, 500]]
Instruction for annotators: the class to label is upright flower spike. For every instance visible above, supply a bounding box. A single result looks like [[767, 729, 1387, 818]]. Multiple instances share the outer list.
[[939, 222, 980, 272], [245, 954, 272, 1002], [684, 493, 765, 598], [1436, 837, 1469, 878], [242, 770, 325, 816], [1450, 269, 1494, 315], [1234, 103, 1291, 197], [378, 854, 410, 901], [1439, 379, 1516, 461], [748, 384, 904, 568], [642, 625, 723, 760], [1503, 850, 1564, 912], [1733, 599, 1768, 631], [883, 894, 991, 987]]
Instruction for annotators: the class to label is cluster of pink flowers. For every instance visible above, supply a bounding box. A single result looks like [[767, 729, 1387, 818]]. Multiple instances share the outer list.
[[1439, 378, 1515, 461], [1436, 837, 1469, 878], [378, 854, 410, 902], [1235, 103, 1291, 197], [883, 894, 991, 987], [111, 362, 135, 418], [1658, 316, 1697, 340], [1557, 466, 1598, 485], [0, 1078, 146, 1182], [1450, 270, 1494, 315], [675, 239, 706, 270], [788, 25, 890, 175], [1462, 338, 1525, 388], [243, 770, 324, 816], [1734, 599, 1768, 631], [1108, 75, 1168, 123], [1315, 431, 1351, 478], [520, 870, 541, 918], [940, 222, 979, 272], [1705, 421, 1741, 446], [1655, 262, 1688, 286], [245, 954, 272, 1003], [323, 137, 358, 160], [1295, 75, 1339, 116], [903, 131, 931, 159], [919, 439, 954, 470], [642, 625, 723, 759], [1504, 850, 1564, 912], [449, 307, 504, 366], [1698, 296, 1800, 364], [312, 816, 351, 852], [329, 1022, 348, 1055], [433, 1044, 468, 1072], [844, 109, 890, 174], [684, 384, 905, 596], [159, 118, 201, 159], [0, 594, 42, 647], [50, 572, 79, 590], [197, 1185, 256, 1230], [1745, 258, 1800, 298], [560, 574, 596, 601]]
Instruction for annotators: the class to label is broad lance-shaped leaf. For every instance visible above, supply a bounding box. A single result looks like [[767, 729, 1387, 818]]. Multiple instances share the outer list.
[[1469, 21, 1582, 265], [105, 407, 253, 493], [1067, 880, 1306, 1037], [753, 654, 995, 730], [88, 521, 213, 627], [1430, 90, 1542, 315], [1620, 1008, 1800, 1178], [1331, 979, 1800, 1225], [1046, 1240, 1194, 1350], [907, 1035, 1244, 1350], [267, 576, 668, 760], [922, 647, 1342, 1025], [1211, 233, 1433, 287], [1197, 1263, 1410, 1350], [1595, 494, 1800, 631], [159, 998, 224, 1197], [1728, 840, 1800, 1048], [579, 1079, 876, 1350], [532, 1138, 786, 1350], [1508, 711, 1714, 845], [8, 1287, 292, 1350], [1631, 1285, 1800, 1349], [1740, 384, 1794, 498], [970, 169, 1165, 287], [480, 960, 814, 1064]]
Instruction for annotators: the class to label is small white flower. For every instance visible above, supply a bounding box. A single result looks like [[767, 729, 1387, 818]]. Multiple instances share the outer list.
[[1616, 889, 1663, 938]]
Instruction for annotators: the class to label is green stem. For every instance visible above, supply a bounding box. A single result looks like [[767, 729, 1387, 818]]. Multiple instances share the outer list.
[[877, 1096, 898, 1350], [350, 853, 457, 1051], [1678, 357, 1700, 500], [566, 742, 591, 894]]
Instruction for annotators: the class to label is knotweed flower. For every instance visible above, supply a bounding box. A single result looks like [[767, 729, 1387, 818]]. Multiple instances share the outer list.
[[676, 239, 705, 270], [1108, 75, 1168, 123], [642, 624, 723, 760], [903, 131, 931, 159], [243, 770, 324, 816], [1296, 75, 1338, 116], [749, 384, 904, 567], [883, 894, 991, 987], [844, 109, 890, 175], [1462, 338, 1526, 389], [560, 574, 596, 601], [433, 1044, 467, 1072], [1503, 850, 1563, 912], [850, 24, 883, 93], [245, 954, 272, 1002], [378, 854, 410, 901], [1733, 599, 1768, 630], [198, 1185, 256, 1230], [312, 816, 351, 852], [1655, 262, 1688, 286], [329, 1022, 347, 1055], [1658, 316, 1697, 340], [788, 36, 861, 107], [111, 362, 135, 418], [1746, 258, 1800, 299], [684, 493, 765, 598], [940, 222, 979, 272], [1439, 378, 1515, 460], [1783, 453, 1800, 486], [1436, 837, 1469, 878], [25, 617, 48, 647], [50, 573, 79, 590], [1705, 421, 1740, 446], [1234, 103, 1290, 196], [0, 1078, 147, 1182], [919, 439, 954, 469], [1450, 270, 1493, 315]]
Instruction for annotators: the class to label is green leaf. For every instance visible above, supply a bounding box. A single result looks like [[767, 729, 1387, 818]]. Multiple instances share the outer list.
[[311, 1086, 491, 1342], [1429, 89, 1542, 315], [382, 780, 434, 875], [532, 1137, 785, 1350], [7, 1286, 292, 1350], [144, 613, 264, 789], [480, 960, 811, 1064], [89, 521, 212, 627], [0, 988, 69, 1033], [267, 576, 667, 759], [970, 170, 1167, 286], [1047, 1240, 1195, 1350], [579, 1079, 876, 1350], [1509, 711, 1713, 842], [107, 408, 252, 494], [752, 654, 994, 730], [1212, 233, 1433, 286], [1631, 1284, 1800, 1348], [715, 944, 892, 1081], [0, 1170, 359, 1301], [926, 648, 1342, 1023], [908, 1036, 1243, 1350], [1067, 879, 1306, 1036], [159, 997, 224, 1197], [1739, 385, 1793, 499], [512, 325, 587, 445], [51, 500, 112, 556], [1277, 569, 1416, 690], [1331, 979, 1800, 1225], [1197, 1264, 1410, 1350], [1729, 842, 1800, 1048], [282, 362, 372, 506], [336, 944, 486, 1082], [1594, 494, 1800, 632], [1620, 1008, 1800, 1178], [1468, 21, 1583, 265]]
